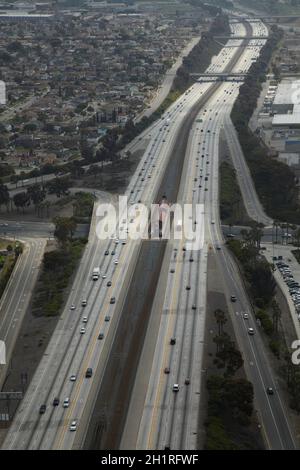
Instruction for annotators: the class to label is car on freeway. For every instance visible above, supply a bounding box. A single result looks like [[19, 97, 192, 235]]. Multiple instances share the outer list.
[[173, 384, 179, 392], [85, 368, 93, 378], [82, 316, 88, 323], [39, 404, 46, 414], [185, 378, 190, 385], [70, 374, 76, 382], [53, 398, 60, 406], [63, 398, 70, 408], [164, 367, 170, 374], [80, 327, 86, 335], [248, 328, 255, 336], [81, 299, 87, 307], [114, 259, 119, 265], [243, 313, 249, 319], [105, 315, 111, 322], [69, 420, 77, 432], [266, 387, 274, 395], [230, 295, 237, 302], [70, 304, 76, 310], [98, 333, 104, 340], [104, 250, 109, 255], [170, 337, 176, 345], [110, 297, 115, 304], [107, 281, 112, 287]]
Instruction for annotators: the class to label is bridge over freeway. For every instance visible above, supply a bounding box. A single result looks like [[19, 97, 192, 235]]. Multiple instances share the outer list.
[[190, 72, 247, 83]]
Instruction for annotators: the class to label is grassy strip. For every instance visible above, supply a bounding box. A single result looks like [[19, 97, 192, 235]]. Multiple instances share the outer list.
[[31, 238, 87, 317], [220, 161, 250, 225]]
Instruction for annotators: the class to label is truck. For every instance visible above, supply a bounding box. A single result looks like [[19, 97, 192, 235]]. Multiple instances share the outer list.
[[92, 267, 100, 281]]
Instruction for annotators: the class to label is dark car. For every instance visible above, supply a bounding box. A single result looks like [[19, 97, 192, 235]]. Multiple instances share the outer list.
[[266, 387, 274, 395], [39, 404, 46, 414], [85, 368, 93, 378], [53, 398, 59, 406]]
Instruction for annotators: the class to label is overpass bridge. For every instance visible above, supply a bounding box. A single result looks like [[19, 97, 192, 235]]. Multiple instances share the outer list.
[[190, 72, 247, 83]]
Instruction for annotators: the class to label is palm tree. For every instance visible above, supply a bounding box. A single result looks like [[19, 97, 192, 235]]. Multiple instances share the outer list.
[[214, 309, 227, 337]]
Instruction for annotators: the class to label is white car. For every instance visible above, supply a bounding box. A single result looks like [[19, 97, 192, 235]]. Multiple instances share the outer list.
[[70, 420, 77, 432], [114, 259, 119, 265], [243, 313, 249, 319], [81, 299, 87, 307], [80, 327, 86, 334], [70, 305, 76, 310], [70, 375, 76, 382], [248, 328, 255, 336], [173, 384, 179, 392], [63, 398, 70, 408], [82, 317, 88, 323]]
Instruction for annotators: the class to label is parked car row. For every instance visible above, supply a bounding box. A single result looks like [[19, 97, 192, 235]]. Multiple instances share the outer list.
[[276, 261, 300, 318]]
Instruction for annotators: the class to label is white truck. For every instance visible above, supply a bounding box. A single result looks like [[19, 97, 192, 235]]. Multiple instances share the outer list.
[[92, 267, 100, 281]]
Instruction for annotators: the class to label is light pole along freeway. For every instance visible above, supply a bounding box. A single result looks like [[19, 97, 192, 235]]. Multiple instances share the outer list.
[[122, 19, 296, 451]]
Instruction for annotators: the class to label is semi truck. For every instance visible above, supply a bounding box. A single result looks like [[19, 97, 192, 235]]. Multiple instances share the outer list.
[[92, 267, 100, 280]]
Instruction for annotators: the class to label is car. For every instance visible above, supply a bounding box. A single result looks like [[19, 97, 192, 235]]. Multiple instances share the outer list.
[[173, 384, 179, 392], [230, 295, 237, 302], [39, 404, 46, 414], [81, 299, 87, 307], [105, 315, 111, 322], [248, 328, 255, 336], [186, 286, 191, 291], [70, 374, 77, 382], [70, 420, 77, 432], [82, 316, 88, 323], [70, 304, 76, 310], [80, 327, 86, 334], [170, 269, 175, 274], [107, 281, 112, 287], [266, 387, 274, 395], [114, 260, 119, 265], [192, 304, 196, 310], [63, 398, 70, 408], [243, 313, 249, 319], [170, 337, 176, 345], [185, 378, 190, 385], [53, 398, 60, 406], [111, 250, 115, 256], [110, 297, 115, 304], [85, 368, 93, 378], [98, 333, 104, 340], [104, 250, 109, 255], [164, 367, 170, 374]]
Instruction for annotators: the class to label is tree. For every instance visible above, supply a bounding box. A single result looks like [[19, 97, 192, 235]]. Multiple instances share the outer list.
[[214, 309, 227, 337], [13, 191, 30, 213], [27, 184, 46, 212], [53, 217, 77, 246], [0, 183, 9, 211]]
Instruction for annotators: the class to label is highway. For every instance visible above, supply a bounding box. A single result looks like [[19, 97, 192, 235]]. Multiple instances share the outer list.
[[3, 16, 294, 451], [2, 26, 251, 448], [121, 19, 296, 450], [0, 238, 46, 389]]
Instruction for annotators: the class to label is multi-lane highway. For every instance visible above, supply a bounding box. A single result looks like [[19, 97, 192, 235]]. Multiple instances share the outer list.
[[2, 15, 296, 451], [2, 17, 252, 450], [121, 19, 296, 450]]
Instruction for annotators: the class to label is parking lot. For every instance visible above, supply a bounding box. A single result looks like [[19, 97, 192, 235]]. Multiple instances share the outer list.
[[263, 244, 300, 339]]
